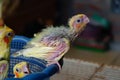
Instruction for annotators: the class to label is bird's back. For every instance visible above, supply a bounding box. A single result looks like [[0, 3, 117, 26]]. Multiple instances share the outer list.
[[25, 26, 75, 47]]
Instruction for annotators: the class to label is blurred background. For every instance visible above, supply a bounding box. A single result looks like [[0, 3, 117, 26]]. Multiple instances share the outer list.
[[1, 0, 120, 79], [2, 0, 120, 65]]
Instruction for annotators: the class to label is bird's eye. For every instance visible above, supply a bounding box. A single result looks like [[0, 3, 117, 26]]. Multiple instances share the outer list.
[[76, 19, 81, 23], [6, 32, 14, 37], [16, 68, 20, 72]]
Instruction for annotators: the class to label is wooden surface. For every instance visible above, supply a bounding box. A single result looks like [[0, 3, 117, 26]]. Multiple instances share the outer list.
[[51, 58, 120, 80], [65, 46, 120, 66]]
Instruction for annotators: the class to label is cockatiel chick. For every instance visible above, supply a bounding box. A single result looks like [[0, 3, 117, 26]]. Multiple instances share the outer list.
[[13, 14, 89, 69], [13, 62, 30, 78], [0, 19, 14, 80]]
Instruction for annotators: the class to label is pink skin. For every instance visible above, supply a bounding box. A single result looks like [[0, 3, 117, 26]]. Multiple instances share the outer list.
[[46, 39, 67, 60], [0, 63, 7, 73], [40, 37, 67, 60]]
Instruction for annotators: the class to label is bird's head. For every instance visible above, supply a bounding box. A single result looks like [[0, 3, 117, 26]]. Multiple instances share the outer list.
[[0, 19, 14, 79], [0, 20, 14, 60], [69, 14, 89, 33], [13, 62, 30, 78]]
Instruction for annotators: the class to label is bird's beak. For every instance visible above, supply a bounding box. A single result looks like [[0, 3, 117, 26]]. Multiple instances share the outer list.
[[83, 15, 90, 24], [23, 65, 30, 74], [14, 72, 19, 78]]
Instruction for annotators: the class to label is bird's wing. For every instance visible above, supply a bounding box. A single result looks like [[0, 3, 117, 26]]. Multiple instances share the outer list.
[[46, 38, 70, 61], [13, 46, 55, 59], [13, 38, 70, 62]]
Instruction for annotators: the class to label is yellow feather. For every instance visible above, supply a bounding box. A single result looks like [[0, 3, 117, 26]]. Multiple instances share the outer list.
[[22, 47, 55, 59]]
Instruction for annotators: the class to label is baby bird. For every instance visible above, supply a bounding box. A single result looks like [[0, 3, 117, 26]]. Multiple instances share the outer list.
[[13, 14, 90, 70], [13, 62, 30, 78]]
